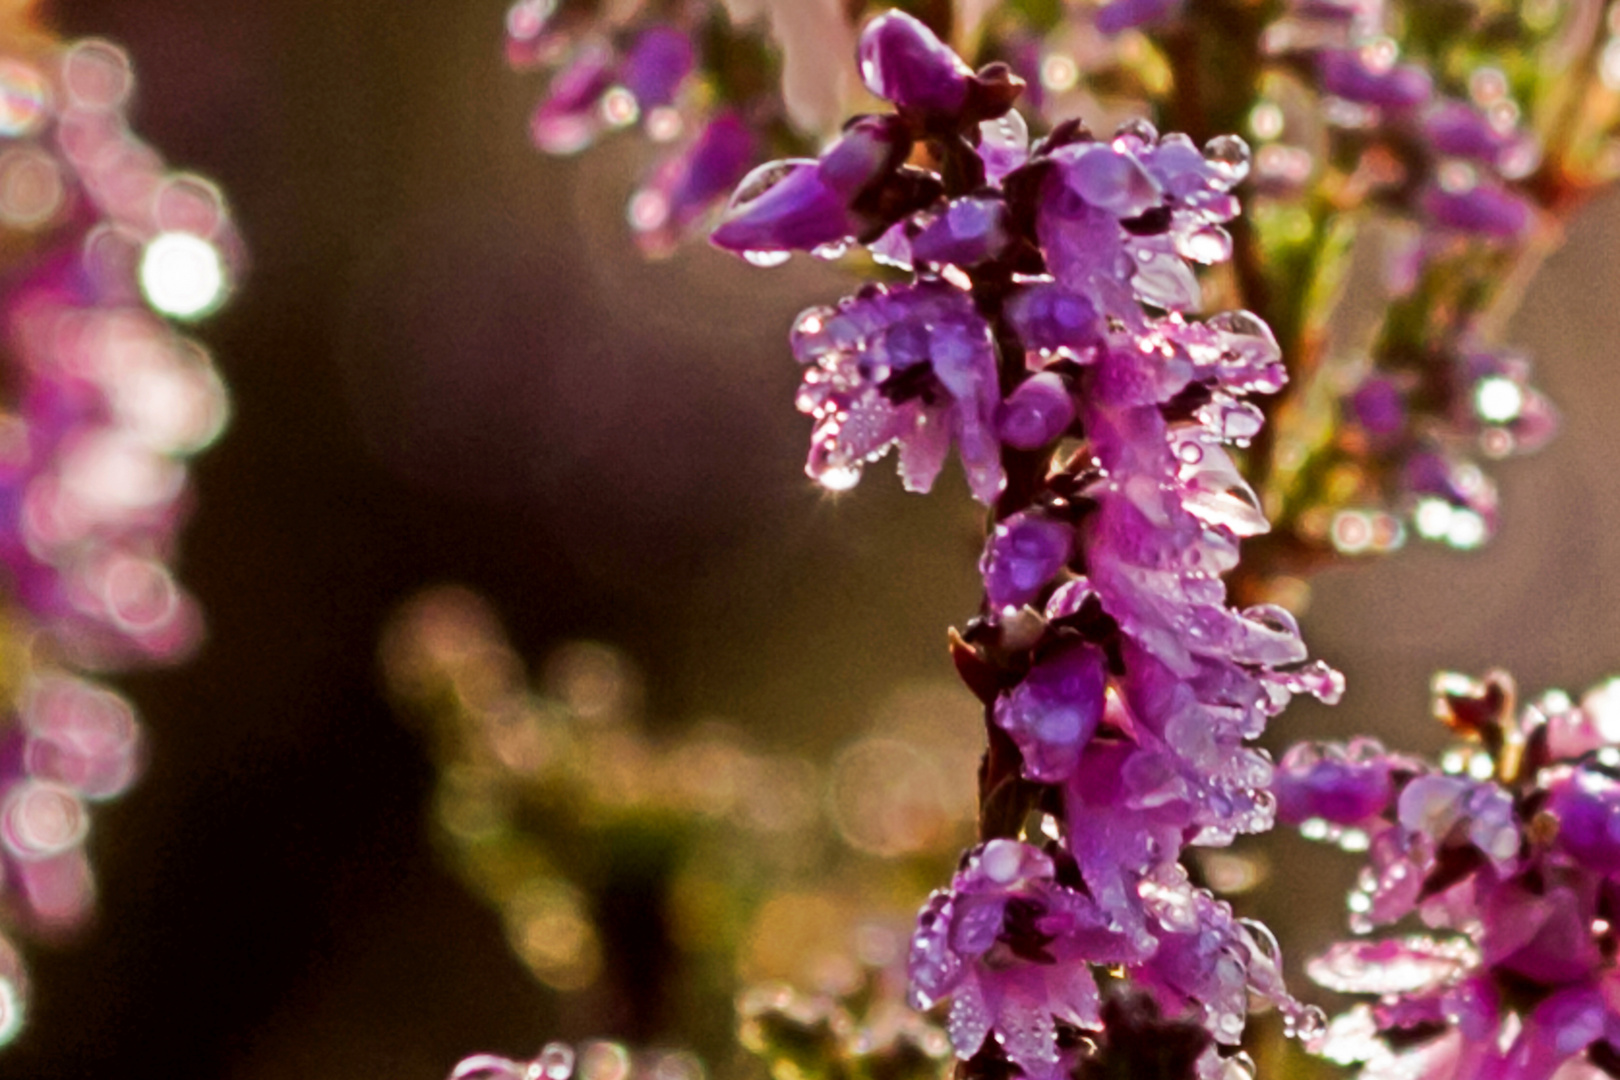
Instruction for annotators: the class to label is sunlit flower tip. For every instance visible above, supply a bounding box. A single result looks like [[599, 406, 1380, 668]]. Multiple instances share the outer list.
[[857, 11, 974, 115], [1314, 50, 1433, 109]]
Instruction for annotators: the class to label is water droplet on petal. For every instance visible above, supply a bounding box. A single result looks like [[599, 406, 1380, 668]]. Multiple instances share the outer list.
[[1204, 135, 1252, 183]]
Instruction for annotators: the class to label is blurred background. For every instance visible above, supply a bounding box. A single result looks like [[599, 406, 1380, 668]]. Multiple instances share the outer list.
[[5, 0, 1620, 1077]]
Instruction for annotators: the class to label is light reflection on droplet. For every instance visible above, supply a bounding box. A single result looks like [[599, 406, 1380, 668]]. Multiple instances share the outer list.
[[0, 59, 48, 137], [1248, 102, 1284, 141], [1474, 376, 1524, 423], [2, 780, 88, 858], [1413, 497, 1454, 541], [742, 249, 791, 268], [817, 465, 861, 492], [644, 107, 682, 142], [543, 641, 638, 720], [1603, 39, 1620, 91], [1445, 508, 1487, 550], [139, 232, 228, 319], [579, 1042, 631, 1080], [0, 147, 64, 229], [1041, 54, 1079, 93], [61, 40, 134, 112], [600, 87, 639, 128]]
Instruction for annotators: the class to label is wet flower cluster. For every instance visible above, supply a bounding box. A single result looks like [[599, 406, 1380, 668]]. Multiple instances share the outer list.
[[1081, 0, 1572, 567], [0, 22, 236, 1043], [502, 0, 1615, 582], [705, 11, 1341, 1079], [1282, 671, 1620, 1080]]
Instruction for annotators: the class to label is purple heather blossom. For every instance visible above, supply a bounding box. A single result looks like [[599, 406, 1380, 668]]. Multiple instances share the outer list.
[[909, 839, 1144, 1078], [791, 281, 1004, 502], [1298, 673, 1620, 1080], [1421, 179, 1534, 238], [1095, 0, 1186, 34], [911, 196, 1012, 268], [1314, 48, 1433, 109], [712, 11, 1340, 1068]]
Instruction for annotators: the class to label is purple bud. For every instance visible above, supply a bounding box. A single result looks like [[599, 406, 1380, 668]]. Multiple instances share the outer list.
[[530, 47, 615, 154], [632, 113, 756, 253], [911, 196, 1010, 267], [1423, 102, 1513, 163], [994, 643, 1108, 782], [1349, 376, 1406, 438], [620, 26, 695, 110], [1421, 181, 1533, 238], [817, 115, 909, 200], [1315, 49, 1433, 109], [1275, 741, 1394, 825], [981, 510, 1073, 614], [711, 160, 851, 256], [1007, 283, 1101, 358], [857, 11, 973, 114], [1548, 768, 1620, 875], [996, 373, 1075, 450]]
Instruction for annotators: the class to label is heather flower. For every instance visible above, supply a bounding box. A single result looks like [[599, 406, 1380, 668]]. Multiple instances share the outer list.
[[791, 281, 1003, 502], [909, 839, 1142, 1079], [0, 30, 237, 1042], [1295, 671, 1620, 1080], [629, 112, 757, 256]]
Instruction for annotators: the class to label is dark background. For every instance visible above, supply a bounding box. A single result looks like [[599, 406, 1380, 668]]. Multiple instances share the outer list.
[[3, 1, 1618, 1076]]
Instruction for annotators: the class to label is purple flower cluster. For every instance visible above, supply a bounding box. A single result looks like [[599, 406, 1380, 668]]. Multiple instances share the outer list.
[[1340, 341, 1558, 553], [1283, 672, 1620, 1080], [1092, 0, 1540, 239], [1267, 0, 1539, 239], [716, 10, 1341, 1075], [0, 33, 235, 1023], [506, 0, 781, 256]]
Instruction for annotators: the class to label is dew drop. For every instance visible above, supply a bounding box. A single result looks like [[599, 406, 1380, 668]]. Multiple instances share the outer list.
[[1204, 135, 1252, 183], [743, 249, 791, 268], [1221, 1051, 1257, 1080], [538, 1042, 576, 1080]]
